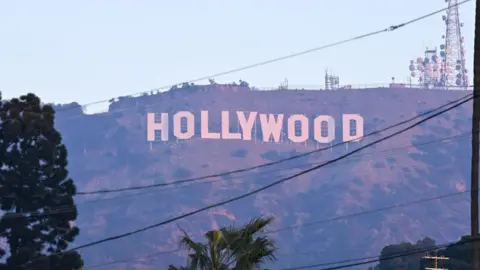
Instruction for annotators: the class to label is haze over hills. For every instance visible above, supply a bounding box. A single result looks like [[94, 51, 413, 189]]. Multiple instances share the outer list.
[[53, 84, 473, 269]]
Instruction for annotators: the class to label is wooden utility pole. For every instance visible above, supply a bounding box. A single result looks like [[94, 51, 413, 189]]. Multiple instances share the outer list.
[[423, 255, 449, 270], [472, 0, 480, 268]]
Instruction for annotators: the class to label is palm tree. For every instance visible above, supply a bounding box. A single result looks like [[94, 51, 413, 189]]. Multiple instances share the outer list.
[[169, 216, 277, 270]]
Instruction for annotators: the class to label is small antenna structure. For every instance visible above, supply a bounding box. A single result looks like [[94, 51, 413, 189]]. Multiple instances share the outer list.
[[325, 69, 340, 90]]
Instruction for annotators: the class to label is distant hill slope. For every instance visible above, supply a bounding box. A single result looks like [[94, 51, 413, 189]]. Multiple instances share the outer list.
[[54, 86, 473, 269]]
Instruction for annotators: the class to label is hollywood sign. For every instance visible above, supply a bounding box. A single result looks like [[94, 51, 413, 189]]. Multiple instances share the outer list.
[[146, 111, 364, 143]]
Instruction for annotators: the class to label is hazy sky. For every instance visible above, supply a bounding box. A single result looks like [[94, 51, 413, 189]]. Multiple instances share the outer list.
[[0, 0, 476, 112]]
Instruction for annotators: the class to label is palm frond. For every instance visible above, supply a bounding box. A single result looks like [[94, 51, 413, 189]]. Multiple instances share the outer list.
[[172, 216, 278, 270], [241, 217, 275, 235]]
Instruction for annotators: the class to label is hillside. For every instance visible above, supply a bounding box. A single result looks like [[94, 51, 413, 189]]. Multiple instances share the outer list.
[[53, 85, 473, 269]]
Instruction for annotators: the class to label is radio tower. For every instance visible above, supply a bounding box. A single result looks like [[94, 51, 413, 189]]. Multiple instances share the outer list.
[[440, 0, 468, 88], [408, 0, 468, 89]]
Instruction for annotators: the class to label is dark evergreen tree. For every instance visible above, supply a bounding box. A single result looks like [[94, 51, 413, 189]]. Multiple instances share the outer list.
[[374, 237, 436, 270], [0, 93, 83, 269], [374, 236, 479, 270], [436, 235, 478, 270]]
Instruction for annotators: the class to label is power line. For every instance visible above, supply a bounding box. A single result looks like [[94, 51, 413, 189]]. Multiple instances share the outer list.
[[17, 102, 472, 268], [423, 255, 449, 270], [48, 94, 473, 255], [75, 93, 473, 196], [15, 95, 477, 269], [280, 237, 480, 270], [4, 103, 472, 219], [265, 190, 469, 234], [11, 2, 474, 266], [83, 249, 182, 269], [81, 130, 471, 200], [78, 189, 471, 269], [0, 130, 471, 221], [32, 132, 478, 219], [47, 0, 471, 117]]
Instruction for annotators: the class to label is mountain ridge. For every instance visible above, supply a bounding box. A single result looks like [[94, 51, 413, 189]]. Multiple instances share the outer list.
[[52, 85, 472, 269]]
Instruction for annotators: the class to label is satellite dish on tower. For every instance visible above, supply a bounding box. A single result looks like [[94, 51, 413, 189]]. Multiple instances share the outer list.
[[408, 3, 467, 89]]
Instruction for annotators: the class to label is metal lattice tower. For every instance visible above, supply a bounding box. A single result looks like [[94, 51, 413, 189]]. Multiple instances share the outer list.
[[408, 0, 468, 89], [441, 0, 468, 88], [324, 69, 340, 90]]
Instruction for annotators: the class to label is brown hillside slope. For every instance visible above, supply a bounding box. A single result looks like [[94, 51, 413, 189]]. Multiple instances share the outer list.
[[55, 86, 472, 269]]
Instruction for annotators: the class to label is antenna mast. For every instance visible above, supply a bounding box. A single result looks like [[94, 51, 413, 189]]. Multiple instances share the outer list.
[[278, 78, 289, 90], [325, 69, 340, 90], [441, 0, 468, 88], [408, 0, 468, 89]]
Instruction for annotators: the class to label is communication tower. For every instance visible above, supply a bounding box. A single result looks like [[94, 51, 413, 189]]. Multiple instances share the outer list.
[[408, 0, 468, 88], [409, 48, 443, 88], [278, 78, 289, 90], [325, 69, 340, 90]]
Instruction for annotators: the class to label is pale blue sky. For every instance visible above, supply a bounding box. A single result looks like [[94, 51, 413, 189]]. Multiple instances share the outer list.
[[0, 0, 476, 112]]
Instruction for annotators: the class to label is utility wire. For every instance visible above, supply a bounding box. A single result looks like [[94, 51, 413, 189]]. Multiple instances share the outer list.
[[45, 0, 471, 116], [83, 249, 183, 269], [265, 189, 469, 234], [1, 130, 472, 220], [75, 93, 473, 195], [13, 1, 475, 266], [49, 94, 473, 255], [15, 94, 477, 268], [3, 96, 471, 221], [80, 189, 470, 269], [20, 128, 474, 268], [87, 236, 479, 270], [281, 236, 480, 270], [3, 2, 470, 198]]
